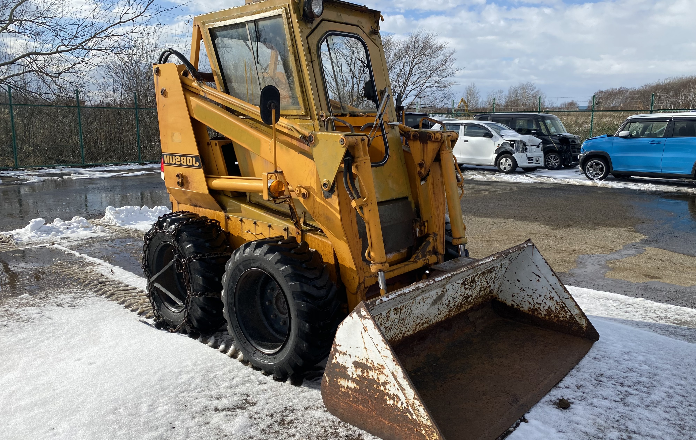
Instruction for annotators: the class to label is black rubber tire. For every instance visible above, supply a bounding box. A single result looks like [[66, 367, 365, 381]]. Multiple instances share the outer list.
[[544, 152, 562, 170], [143, 212, 232, 333], [583, 157, 610, 181], [496, 153, 517, 173], [222, 237, 343, 380]]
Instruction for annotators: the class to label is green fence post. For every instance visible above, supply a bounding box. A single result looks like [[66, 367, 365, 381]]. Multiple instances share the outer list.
[[8, 85, 18, 168], [492, 98, 495, 113], [589, 95, 596, 138], [75, 90, 85, 164], [650, 93, 655, 114], [538, 96, 541, 112], [134, 92, 141, 162]]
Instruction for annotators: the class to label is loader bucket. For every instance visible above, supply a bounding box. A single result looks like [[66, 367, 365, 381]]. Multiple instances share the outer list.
[[322, 241, 598, 440]]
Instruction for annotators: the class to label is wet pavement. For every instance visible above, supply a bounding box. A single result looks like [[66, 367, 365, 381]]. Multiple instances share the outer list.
[[0, 173, 169, 231], [459, 180, 696, 308]]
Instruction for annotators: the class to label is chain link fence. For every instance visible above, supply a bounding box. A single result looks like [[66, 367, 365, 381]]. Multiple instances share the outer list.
[[0, 87, 160, 169]]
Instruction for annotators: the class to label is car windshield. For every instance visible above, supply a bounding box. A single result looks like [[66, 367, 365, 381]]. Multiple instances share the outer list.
[[543, 116, 567, 135], [483, 122, 512, 136]]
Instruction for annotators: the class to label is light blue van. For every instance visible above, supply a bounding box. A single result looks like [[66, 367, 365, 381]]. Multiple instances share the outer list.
[[579, 112, 696, 180]]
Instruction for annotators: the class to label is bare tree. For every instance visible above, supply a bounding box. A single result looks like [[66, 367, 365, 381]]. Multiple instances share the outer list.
[[0, 0, 165, 97], [461, 82, 480, 112], [484, 89, 505, 110], [382, 30, 458, 108], [592, 76, 696, 110], [504, 81, 544, 110]]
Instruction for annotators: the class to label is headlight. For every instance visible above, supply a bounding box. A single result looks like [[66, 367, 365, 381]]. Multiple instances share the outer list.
[[303, 0, 324, 20]]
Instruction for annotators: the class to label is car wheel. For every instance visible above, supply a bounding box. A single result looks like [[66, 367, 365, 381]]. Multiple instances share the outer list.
[[583, 157, 610, 180], [544, 152, 562, 170], [496, 154, 516, 173]]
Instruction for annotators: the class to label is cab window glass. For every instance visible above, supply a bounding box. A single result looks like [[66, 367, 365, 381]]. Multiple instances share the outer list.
[[626, 120, 669, 138], [445, 124, 461, 133], [492, 117, 511, 127], [543, 116, 567, 135], [672, 119, 696, 137], [210, 14, 300, 111], [536, 119, 549, 134], [464, 124, 490, 137], [319, 33, 376, 114], [514, 118, 536, 134]]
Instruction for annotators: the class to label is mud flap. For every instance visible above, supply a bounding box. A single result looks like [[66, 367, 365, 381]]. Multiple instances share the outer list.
[[322, 240, 598, 440]]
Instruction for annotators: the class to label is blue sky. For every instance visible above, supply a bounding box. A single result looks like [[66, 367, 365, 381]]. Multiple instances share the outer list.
[[162, 0, 696, 106]]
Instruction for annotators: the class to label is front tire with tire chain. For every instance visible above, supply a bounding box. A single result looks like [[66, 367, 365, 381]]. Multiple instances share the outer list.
[[143, 212, 232, 333], [583, 157, 610, 180], [222, 237, 343, 381], [496, 153, 517, 173]]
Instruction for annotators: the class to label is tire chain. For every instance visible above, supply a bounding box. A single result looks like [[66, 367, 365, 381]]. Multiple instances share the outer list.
[[142, 211, 230, 333]]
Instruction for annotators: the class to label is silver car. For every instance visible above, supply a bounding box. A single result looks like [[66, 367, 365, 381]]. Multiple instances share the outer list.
[[434, 120, 544, 173]]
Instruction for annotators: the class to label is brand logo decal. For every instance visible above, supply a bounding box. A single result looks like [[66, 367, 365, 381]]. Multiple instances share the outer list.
[[162, 153, 202, 169]]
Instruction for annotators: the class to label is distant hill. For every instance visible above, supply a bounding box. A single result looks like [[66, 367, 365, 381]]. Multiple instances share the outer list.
[[590, 76, 695, 110]]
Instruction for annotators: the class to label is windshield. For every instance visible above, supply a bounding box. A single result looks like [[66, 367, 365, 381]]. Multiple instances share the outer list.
[[543, 116, 567, 135], [210, 14, 301, 111], [483, 122, 513, 136]]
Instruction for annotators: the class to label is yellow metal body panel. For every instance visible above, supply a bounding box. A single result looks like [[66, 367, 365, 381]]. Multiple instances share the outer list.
[[153, 0, 464, 310]]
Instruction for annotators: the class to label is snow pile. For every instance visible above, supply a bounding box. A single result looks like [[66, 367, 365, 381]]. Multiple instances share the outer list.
[[102, 205, 171, 232], [460, 167, 695, 194], [2, 217, 107, 243]]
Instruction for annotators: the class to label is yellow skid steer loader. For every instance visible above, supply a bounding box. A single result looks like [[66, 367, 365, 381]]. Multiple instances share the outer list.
[[145, 0, 598, 438]]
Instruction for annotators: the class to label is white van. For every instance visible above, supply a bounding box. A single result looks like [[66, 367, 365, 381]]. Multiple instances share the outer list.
[[435, 120, 544, 173]]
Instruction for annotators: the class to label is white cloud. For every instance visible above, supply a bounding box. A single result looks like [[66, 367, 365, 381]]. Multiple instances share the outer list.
[[375, 0, 695, 103]]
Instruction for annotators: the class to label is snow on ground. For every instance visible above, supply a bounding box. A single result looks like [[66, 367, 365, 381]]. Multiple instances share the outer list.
[[0, 163, 159, 183], [102, 205, 171, 232], [0, 280, 694, 440], [460, 166, 696, 194], [0, 293, 367, 440]]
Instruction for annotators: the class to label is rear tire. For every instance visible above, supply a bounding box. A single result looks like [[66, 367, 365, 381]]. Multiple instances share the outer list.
[[143, 212, 232, 333], [222, 237, 342, 380], [544, 152, 562, 170], [583, 157, 609, 180], [496, 153, 517, 173]]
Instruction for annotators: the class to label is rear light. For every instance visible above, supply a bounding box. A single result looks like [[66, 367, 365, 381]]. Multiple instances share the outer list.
[[160, 157, 165, 180]]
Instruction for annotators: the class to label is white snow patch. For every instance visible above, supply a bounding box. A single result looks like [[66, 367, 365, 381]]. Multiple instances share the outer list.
[[509, 317, 695, 440], [461, 167, 695, 194], [1, 216, 107, 243], [53, 245, 146, 291], [0, 164, 159, 184], [102, 205, 171, 232], [569, 286, 695, 329]]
